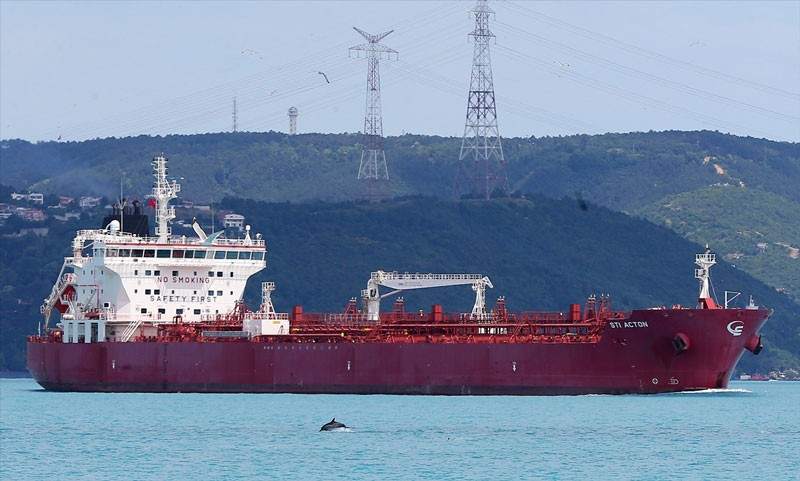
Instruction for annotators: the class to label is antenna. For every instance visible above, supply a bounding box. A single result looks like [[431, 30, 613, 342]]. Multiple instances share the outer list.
[[350, 27, 397, 201], [120, 177, 124, 235], [232, 97, 238, 132], [455, 0, 510, 200]]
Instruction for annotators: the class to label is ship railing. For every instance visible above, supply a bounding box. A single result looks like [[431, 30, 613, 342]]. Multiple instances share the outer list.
[[286, 310, 610, 341], [244, 312, 290, 321], [372, 272, 483, 282], [280, 322, 605, 344], [78, 230, 266, 247], [292, 310, 611, 329], [290, 313, 374, 330], [100, 306, 117, 320]]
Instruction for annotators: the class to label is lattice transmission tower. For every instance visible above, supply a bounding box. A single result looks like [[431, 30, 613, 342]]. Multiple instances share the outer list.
[[455, 0, 509, 199], [350, 27, 397, 201]]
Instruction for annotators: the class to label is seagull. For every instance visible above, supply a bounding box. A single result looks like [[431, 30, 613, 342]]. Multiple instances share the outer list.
[[242, 49, 258, 55], [318, 71, 330, 83]]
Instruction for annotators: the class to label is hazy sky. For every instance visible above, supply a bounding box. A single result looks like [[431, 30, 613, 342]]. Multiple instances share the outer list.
[[1, 0, 798, 143]]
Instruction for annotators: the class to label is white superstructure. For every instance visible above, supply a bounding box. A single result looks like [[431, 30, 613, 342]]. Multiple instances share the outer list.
[[41, 155, 267, 343]]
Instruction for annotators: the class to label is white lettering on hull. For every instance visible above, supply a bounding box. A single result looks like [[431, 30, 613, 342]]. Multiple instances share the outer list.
[[609, 321, 649, 328], [150, 295, 215, 303], [157, 276, 211, 284]]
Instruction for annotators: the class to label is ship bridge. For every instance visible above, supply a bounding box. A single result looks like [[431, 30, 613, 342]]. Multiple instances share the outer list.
[[43, 155, 268, 344]]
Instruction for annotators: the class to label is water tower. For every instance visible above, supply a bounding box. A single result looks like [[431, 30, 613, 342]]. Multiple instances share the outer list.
[[288, 107, 298, 135]]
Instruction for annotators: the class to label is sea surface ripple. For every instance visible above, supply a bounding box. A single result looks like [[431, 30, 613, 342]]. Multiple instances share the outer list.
[[1, 379, 798, 480]]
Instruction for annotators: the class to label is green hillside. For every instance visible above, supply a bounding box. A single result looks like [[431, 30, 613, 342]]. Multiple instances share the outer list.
[[2, 131, 798, 208], [636, 186, 800, 303], [2, 196, 798, 375]]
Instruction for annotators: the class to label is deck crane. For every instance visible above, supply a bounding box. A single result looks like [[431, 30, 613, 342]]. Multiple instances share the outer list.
[[362, 270, 493, 321]]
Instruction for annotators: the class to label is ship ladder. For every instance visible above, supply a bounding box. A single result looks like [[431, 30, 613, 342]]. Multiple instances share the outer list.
[[120, 319, 143, 342]]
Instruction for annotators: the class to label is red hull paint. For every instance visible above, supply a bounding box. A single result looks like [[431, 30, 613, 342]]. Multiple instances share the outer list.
[[27, 308, 770, 395]]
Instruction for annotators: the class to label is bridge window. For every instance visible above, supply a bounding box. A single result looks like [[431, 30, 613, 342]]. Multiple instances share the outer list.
[[226, 251, 237, 260], [132, 249, 143, 257], [214, 251, 225, 259], [120, 249, 131, 257], [195, 250, 207, 259], [252, 252, 264, 260], [172, 250, 184, 258], [143, 249, 155, 257], [157, 250, 170, 258], [239, 252, 251, 260]]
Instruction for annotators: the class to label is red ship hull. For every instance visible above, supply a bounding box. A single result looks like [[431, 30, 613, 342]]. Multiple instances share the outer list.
[[27, 307, 770, 395]]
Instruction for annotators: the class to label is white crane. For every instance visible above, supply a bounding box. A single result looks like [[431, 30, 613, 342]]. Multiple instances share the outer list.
[[362, 271, 493, 321]]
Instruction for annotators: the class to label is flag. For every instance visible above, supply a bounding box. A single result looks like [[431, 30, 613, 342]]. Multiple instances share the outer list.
[[148, 199, 156, 209]]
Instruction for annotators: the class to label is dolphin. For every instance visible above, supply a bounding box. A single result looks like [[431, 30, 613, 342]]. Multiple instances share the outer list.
[[320, 418, 347, 431]]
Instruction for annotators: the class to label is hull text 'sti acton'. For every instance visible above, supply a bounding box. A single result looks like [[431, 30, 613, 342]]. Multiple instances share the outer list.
[[27, 156, 772, 394]]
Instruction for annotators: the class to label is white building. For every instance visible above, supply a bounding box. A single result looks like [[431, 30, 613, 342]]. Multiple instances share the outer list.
[[223, 213, 245, 230]]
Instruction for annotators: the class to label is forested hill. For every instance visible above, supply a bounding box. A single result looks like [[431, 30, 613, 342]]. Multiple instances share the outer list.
[[1, 195, 798, 374], [1, 129, 797, 303], [1, 131, 798, 208], [0, 131, 800, 204]]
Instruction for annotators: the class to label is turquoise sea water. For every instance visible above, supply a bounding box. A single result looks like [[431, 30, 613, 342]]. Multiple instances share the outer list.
[[1, 379, 798, 480]]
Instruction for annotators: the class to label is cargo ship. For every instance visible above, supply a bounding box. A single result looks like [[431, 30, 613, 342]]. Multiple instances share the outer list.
[[27, 156, 772, 394]]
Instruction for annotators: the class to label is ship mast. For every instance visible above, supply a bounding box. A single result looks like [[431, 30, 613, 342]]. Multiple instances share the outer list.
[[151, 155, 180, 242], [694, 245, 717, 308]]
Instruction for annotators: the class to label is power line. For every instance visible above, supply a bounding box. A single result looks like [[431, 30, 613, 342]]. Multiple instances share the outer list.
[[498, 0, 800, 100]]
